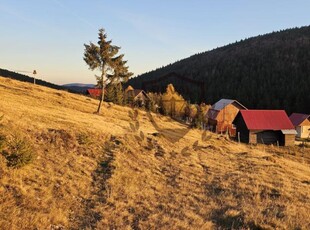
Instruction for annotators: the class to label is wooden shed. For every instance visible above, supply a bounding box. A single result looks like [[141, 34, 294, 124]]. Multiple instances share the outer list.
[[206, 99, 247, 135], [124, 86, 150, 106], [233, 110, 296, 146], [289, 113, 310, 138]]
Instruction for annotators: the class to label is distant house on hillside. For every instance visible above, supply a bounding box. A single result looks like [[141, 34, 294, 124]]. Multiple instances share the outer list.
[[289, 113, 310, 138], [206, 99, 247, 135], [124, 85, 150, 106], [233, 110, 296, 146], [86, 88, 102, 99]]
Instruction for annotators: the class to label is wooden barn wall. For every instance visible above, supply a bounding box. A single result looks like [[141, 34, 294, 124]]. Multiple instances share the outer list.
[[216, 104, 240, 124], [233, 113, 249, 143], [216, 104, 241, 133], [285, 134, 295, 146], [249, 132, 257, 144]]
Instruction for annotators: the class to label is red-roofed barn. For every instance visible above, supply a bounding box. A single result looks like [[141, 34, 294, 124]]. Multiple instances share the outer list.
[[289, 113, 310, 138], [233, 110, 296, 146]]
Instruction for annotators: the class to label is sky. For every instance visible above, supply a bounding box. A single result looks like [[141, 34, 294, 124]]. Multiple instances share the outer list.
[[0, 0, 310, 85]]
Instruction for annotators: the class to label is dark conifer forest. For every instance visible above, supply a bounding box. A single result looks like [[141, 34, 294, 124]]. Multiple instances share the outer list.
[[128, 26, 310, 114]]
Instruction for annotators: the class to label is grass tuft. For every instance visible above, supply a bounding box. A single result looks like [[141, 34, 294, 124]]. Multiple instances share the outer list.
[[77, 132, 92, 145]]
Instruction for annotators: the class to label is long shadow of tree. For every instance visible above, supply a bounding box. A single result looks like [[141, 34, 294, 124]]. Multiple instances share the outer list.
[[205, 175, 264, 230], [76, 136, 119, 229]]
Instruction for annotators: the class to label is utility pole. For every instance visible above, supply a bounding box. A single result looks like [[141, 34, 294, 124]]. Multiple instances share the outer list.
[[222, 103, 226, 134], [33, 70, 37, 84]]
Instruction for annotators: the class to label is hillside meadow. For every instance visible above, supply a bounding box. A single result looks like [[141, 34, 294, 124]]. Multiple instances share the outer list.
[[0, 76, 309, 229]]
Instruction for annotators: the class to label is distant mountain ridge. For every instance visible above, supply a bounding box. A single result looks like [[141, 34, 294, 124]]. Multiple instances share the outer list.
[[62, 83, 96, 93], [62, 83, 95, 88], [0, 68, 95, 94], [128, 26, 310, 114]]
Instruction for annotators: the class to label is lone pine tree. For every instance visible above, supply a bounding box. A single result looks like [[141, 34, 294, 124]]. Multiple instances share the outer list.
[[83, 28, 132, 113]]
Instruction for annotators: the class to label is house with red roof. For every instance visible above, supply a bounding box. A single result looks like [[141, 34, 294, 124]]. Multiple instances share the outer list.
[[289, 113, 310, 138], [206, 99, 247, 135], [86, 88, 103, 99], [233, 110, 296, 146]]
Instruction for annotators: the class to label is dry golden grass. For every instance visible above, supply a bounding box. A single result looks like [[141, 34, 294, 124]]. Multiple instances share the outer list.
[[0, 76, 309, 229]]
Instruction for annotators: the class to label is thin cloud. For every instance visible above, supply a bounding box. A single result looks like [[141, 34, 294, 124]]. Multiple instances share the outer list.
[[123, 12, 171, 45], [119, 11, 196, 54], [51, 0, 96, 29], [0, 4, 44, 28]]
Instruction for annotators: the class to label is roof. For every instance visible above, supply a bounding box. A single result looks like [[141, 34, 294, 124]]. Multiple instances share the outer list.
[[207, 99, 247, 120], [206, 109, 220, 120], [125, 85, 134, 92], [281, 129, 298, 135], [133, 89, 143, 97], [289, 113, 310, 126], [87, 88, 102, 97], [239, 110, 295, 130], [126, 89, 150, 99], [212, 99, 247, 111]]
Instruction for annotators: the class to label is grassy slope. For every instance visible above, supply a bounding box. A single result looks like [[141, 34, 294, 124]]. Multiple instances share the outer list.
[[0, 76, 309, 229]]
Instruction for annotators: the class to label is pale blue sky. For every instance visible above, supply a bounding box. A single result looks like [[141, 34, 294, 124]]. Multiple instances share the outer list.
[[0, 0, 309, 84]]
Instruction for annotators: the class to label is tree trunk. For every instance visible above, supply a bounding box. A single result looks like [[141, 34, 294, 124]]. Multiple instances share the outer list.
[[96, 72, 105, 114]]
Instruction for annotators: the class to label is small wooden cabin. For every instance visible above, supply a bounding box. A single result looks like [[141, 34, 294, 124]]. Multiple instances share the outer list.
[[233, 110, 296, 146], [124, 86, 150, 106], [289, 113, 310, 138], [206, 99, 247, 134]]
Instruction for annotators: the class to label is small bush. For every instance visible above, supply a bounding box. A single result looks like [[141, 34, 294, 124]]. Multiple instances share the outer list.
[[299, 142, 309, 148], [2, 135, 34, 168], [77, 132, 91, 145]]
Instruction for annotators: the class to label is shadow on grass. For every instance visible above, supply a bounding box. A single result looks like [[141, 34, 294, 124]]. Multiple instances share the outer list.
[[210, 207, 263, 230], [205, 173, 265, 229], [76, 136, 119, 229]]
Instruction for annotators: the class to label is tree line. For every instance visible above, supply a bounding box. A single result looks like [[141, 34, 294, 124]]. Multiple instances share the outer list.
[[128, 26, 310, 114]]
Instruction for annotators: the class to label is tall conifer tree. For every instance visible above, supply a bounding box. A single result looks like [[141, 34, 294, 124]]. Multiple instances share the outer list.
[[105, 84, 115, 102], [114, 83, 124, 105], [83, 28, 132, 113]]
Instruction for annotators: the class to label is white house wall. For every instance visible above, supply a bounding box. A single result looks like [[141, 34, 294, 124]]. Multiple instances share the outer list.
[[297, 125, 310, 138]]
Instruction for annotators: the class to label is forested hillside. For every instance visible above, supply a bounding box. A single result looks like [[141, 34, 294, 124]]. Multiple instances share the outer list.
[[128, 26, 310, 114]]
